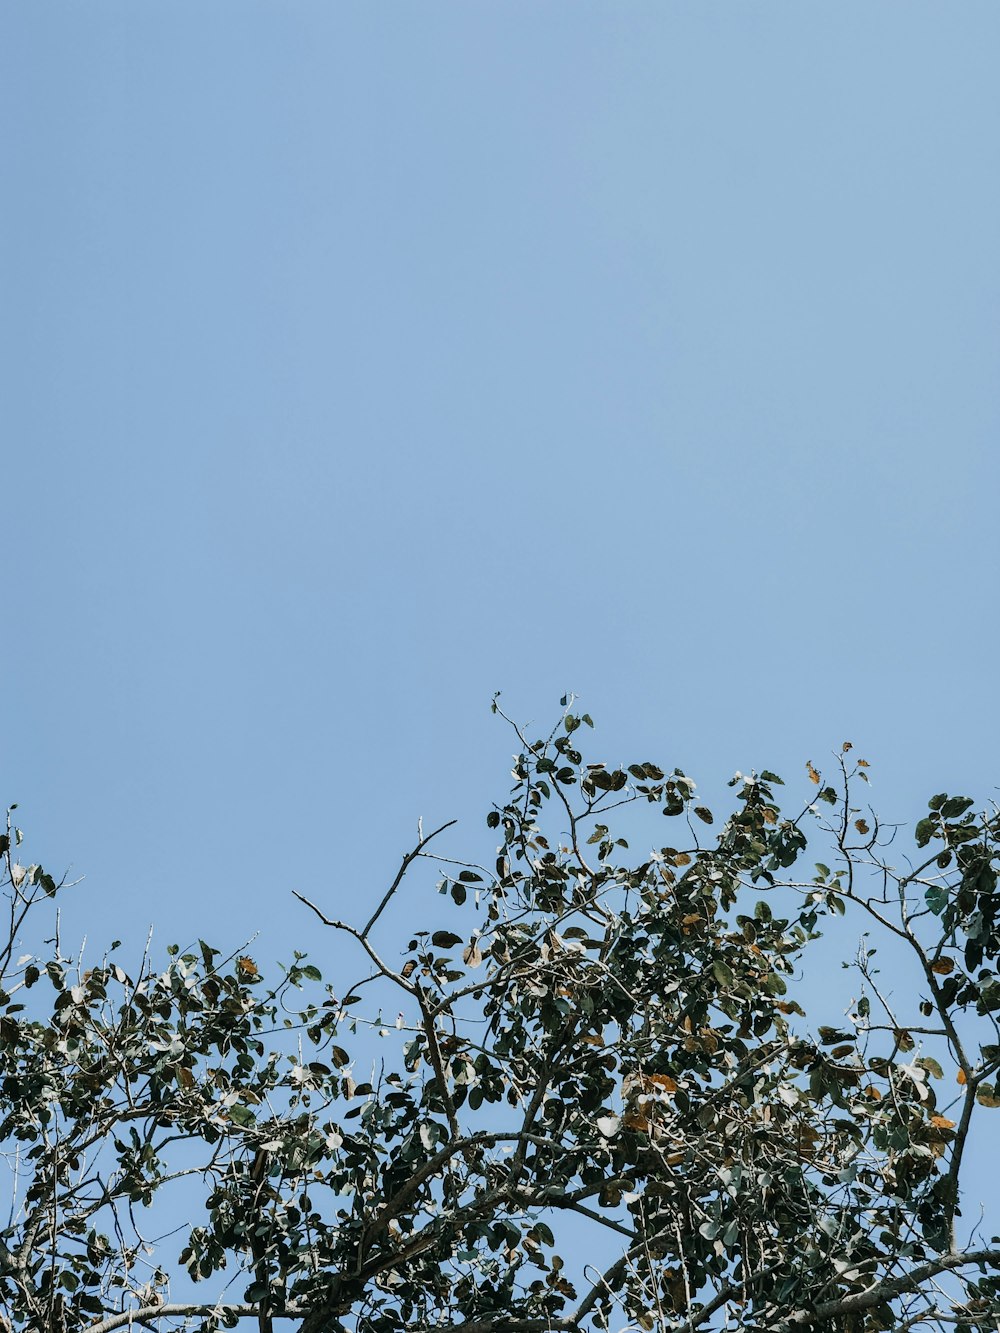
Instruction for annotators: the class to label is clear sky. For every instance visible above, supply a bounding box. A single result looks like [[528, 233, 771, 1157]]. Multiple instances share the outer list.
[[3, 3, 1000, 1313], [2, 1, 998, 974]]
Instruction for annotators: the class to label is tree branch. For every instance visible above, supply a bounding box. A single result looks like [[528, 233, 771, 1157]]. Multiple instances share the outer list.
[[360, 819, 457, 940], [772, 1247, 1000, 1329], [87, 1306, 306, 1333]]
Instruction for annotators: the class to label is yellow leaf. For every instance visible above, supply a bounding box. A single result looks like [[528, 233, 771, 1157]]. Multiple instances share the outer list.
[[931, 957, 955, 975], [842, 742, 853, 752], [177, 1066, 195, 1090], [930, 1115, 955, 1129], [673, 852, 691, 867], [807, 762, 820, 785], [237, 956, 258, 979], [857, 759, 870, 768], [957, 1068, 967, 1085], [854, 819, 869, 835]]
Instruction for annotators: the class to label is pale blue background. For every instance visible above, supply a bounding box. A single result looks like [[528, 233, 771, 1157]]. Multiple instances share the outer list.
[[2, 3, 998, 980], [2, 0, 1000, 1310]]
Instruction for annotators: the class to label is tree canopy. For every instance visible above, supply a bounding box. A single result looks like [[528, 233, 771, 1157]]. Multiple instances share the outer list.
[[2, 701, 999, 1333]]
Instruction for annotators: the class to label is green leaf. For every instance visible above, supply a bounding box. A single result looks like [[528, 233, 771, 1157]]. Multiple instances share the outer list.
[[818, 1027, 855, 1045], [431, 931, 462, 949], [712, 959, 734, 988], [940, 796, 974, 821], [915, 818, 937, 848], [925, 884, 949, 915], [977, 980, 1000, 1015]]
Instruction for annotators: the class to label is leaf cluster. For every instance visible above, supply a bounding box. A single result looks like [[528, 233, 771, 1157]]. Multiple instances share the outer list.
[[0, 712, 999, 1333]]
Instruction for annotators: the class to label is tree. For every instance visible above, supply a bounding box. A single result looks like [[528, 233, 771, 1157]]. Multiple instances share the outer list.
[[2, 702, 1000, 1333]]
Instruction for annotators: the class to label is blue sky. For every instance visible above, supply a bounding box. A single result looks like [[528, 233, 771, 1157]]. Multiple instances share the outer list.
[[3, 1, 998, 976], [2, 1, 1000, 1312]]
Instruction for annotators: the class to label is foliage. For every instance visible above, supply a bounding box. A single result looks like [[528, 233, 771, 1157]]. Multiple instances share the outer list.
[[2, 701, 1000, 1333]]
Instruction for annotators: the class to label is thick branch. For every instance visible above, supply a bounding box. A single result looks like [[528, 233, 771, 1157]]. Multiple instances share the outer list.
[[772, 1247, 1000, 1329], [87, 1306, 305, 1333]]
